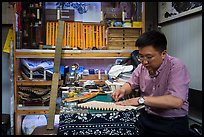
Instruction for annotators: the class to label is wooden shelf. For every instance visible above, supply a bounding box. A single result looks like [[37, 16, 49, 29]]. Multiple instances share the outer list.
[[15, 49, 134, 58], [16, 106, 60, 114], [108, 27, 142, 29], [16, 110, 49, 114], [17, 80, 63, 86]]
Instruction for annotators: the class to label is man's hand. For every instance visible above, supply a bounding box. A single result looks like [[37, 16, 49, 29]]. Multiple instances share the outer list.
[[115, 97, 139, 106], [111, 88, 126, 102]]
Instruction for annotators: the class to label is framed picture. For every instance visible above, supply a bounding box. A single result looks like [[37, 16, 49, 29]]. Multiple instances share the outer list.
[[158, 2, 202, 24]]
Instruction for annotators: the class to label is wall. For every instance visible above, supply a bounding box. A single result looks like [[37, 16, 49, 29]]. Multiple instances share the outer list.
[[2, 2, 13, 24], [160, 12, 202, 91], [2, 2, 13, 114], [2, 26, 12, 114], [158, 2, 202, 126]]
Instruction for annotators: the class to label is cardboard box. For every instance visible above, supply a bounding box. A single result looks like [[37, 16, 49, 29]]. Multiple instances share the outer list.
[[132, 22, 142, 28]]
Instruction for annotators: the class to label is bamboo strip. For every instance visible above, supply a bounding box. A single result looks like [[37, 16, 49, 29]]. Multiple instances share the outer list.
[[47, 22, 49, 45], [51, 22, 53, 46], [96, 26, 98, 48], [80, 23, 82, 48], [70, 23, 73, 48], [75, 22, 77, 48], [77, 22, 80, 47], [85, 25, 88, 48], [99, 25, 102, 47], [92, 25, 95, 48], [69, 23, 71, 47], [73, 23, 75, 48], [49, 22, 52, 45], [63, 22, 66, 46], [89, 25, 92, 48], [56, 22, 58, 46], [52, 22, 55, 46], [67, 23, 69, 47], [69, 23, 72, 48], [72, 23, 75, 48], [103, 25, 105, 47], [81, 24, 85, 49], [46, 22, 48, 45]]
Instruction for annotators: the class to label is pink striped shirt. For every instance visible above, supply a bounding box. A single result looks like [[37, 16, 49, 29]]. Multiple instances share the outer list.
[[127, 54, 190, 117]]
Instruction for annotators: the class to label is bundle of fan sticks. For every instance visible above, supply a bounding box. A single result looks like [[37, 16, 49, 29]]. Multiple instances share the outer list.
[[77, 100, 142, 111], [62, 92, 100, 103]]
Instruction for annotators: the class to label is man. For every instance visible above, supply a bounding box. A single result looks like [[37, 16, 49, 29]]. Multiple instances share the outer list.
[[111, 30, 190, 135]]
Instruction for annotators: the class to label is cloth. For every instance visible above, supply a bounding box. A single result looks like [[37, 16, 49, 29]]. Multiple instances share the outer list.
[[127, 54, 190, 117], [58, 109, 140, 135], [108, 65, 133, 79]]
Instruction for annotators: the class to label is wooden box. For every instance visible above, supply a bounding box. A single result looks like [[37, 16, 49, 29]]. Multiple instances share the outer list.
[[107, 27, 142, 50]]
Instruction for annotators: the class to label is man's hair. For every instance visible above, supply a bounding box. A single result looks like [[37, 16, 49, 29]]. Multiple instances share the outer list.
[[135, 30, 167, 53]]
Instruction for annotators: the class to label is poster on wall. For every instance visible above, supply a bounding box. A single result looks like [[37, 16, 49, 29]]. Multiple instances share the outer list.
[[45, 2, 101, 22], [158, 2, 202, 24]]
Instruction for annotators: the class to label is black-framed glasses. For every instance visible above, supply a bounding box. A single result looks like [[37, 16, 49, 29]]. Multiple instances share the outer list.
[[136, 54, 154, 62]]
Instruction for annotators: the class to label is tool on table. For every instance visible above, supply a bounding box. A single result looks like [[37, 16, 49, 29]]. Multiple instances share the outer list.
[[62, 91, 99, 103]]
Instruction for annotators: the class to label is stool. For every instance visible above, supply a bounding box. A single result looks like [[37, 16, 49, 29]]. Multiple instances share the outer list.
[[2, 114, 10, 135], [31, 125, 58, 135]]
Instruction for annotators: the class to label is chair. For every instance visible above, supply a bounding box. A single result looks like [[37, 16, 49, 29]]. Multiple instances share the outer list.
[[2, 114, 10, 135]]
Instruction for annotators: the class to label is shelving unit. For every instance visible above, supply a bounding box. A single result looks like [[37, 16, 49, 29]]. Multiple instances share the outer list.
[[11, 2, 147, 135], [14, 51, 132, 135]]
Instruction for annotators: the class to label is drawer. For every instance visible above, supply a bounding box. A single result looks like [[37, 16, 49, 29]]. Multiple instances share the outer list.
[[108, 37, 124, 41], [123, 29, 141, 36]]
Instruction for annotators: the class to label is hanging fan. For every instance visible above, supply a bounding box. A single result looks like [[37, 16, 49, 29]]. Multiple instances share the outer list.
[[22, 115, 47, 135]]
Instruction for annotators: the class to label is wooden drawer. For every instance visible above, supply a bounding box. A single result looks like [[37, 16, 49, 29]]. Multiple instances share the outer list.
[[123, 29, 141, 36], [107, 29, 124, 36], [124, 41, 137, 47], [107, 41, 124, 47], [123, 37, 138, 41], [108, 37, 124, 41]]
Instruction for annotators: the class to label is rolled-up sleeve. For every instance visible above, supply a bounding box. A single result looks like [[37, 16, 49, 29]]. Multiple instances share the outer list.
[[127, 64, 142, 90]]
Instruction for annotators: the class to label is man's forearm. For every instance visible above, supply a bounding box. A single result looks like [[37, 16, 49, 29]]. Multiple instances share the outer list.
[[121, 82, 133, 95], [144, 95, 183, 109]]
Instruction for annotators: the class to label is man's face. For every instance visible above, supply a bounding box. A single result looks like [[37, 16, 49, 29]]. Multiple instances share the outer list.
[[138, 45, 166, 73]]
